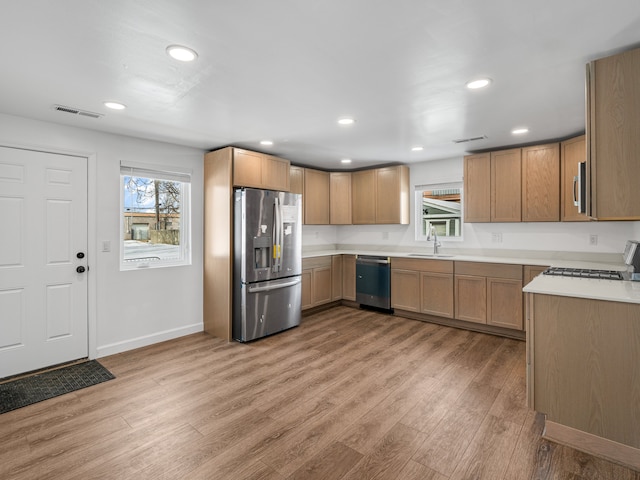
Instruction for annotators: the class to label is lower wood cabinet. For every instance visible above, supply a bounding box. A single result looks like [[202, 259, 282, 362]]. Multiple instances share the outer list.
[[342, 255, 356, 301], [454, 261, 523, 330], [331, 255, 343, 301], [391, 258, 454, 317], [302, 256, 332, 310]]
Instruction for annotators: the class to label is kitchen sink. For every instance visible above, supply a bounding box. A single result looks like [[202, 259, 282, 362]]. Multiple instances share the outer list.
[[408, 253, 454, 258]]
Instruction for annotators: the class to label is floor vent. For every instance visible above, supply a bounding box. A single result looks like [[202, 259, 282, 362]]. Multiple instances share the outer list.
[[53, 105, 103, 119], [452, 135, 487, 144]]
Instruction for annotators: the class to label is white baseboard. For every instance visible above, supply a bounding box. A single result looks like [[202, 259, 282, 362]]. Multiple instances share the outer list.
[[95, 323, 204, 358]]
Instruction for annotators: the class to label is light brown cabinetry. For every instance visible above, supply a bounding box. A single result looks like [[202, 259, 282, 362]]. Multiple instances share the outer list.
[[587, 46, 640, 220], [352, 166, 410, 225], [330, 172, 352, 224], [203, 146, 292, 340], [342, 255, 356, 301], [528, 293, 640, 468], [454, 262, 523, 330], [331, 255, 343, 300], [304, 168, 330, 225], [302, 256, 332, 310], [463, 153, 491, 222], [491, 148, 522, 222], [352, 170, 376, 224], [560, 136, 589, 222], [391, 258, 454, 318], [289, 165, 304, 194], [232, 148, 290, 191], [522, 143, 560, 222]]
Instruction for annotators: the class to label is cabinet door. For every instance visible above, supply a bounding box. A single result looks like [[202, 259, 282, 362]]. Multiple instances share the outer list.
[[312, 266, 332, 306], [263, 155, 290, 191], [330, 172, 352, 224], [455, 275, 486, 324], [522, 143, 560, 222], [391, 269, 420, 312], [304, 169, 330, 225], [376, 166, 410, 224], [301, 269, 312, 310], [589, 47, 640, 219], [342, 255, 356, 301], [487, 278, 523, 330], [421, 272, 454, 318], [464, 153, 491, 222], [523, 265, 548, 286], [233, 149, 264, 188], [560, 136, 589, 222], [289, 166, 304, 195], [352, 170, 376, 224], [491, 148, 522, 222], [331, 255, 343, 301]]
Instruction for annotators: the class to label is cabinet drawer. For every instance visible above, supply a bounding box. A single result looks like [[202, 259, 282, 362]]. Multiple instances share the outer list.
[[454, 261, 522, 280], [392, 257, 453, 273]]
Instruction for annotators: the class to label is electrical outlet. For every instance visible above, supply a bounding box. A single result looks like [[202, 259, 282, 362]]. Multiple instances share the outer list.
[[589, 234, 598, 246], [491, 233, 503, 243]]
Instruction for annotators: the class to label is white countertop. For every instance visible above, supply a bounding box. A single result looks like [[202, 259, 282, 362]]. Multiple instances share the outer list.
[[302, 248, 625, 270], [523, 274, 640, 304], [303, 247, 640, 304]]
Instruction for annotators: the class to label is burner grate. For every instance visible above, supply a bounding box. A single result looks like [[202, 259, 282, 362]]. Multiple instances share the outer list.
[[543, 267, 623, 280]]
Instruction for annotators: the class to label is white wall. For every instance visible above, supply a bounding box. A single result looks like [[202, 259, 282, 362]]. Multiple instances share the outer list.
[[333, 157, 638, 258], [0, 113, 204, 358]]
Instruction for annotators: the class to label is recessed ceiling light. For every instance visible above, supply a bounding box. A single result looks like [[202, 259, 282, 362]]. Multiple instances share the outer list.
[[337, 117, 355, 126], [103, 101, 126, 110], [166, 45, 198, 62], [260, 140, 273, 146], [466, 78, 492, 89], [341, 159, 352, 164], [511, 127, 529, 135], [411, 146, 424, 152]]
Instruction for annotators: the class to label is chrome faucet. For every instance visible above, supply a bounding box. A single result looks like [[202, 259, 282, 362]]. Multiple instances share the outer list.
[[427, 226, 441, 255]]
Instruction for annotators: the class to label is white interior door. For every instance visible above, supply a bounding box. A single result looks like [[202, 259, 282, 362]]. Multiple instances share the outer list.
[[0, 146, 88, 379]]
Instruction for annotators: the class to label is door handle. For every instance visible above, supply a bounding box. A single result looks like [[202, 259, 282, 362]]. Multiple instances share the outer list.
[[76, 266, 86, 273], [77, 252, 85, 259]]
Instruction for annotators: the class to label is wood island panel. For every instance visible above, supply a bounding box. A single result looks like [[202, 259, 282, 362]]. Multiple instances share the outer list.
[[531, 294, 640, 452]]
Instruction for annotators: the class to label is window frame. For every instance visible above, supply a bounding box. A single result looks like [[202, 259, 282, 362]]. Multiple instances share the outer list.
[[414, 181, 464, 242], [119, 161, 192, 271]]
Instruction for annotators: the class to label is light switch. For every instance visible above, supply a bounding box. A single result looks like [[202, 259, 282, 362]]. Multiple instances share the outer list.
[[102, 240, 111, 252]]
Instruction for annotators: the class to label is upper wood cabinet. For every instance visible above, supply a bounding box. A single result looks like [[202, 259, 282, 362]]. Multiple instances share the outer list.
[[463, 153, 491, 222], [587, 46, 640, 220], [330, 172, 352, 225], [352, 169, 376, 224], [304, 168, 330, 225], [232, 148, 290, 191], [521, 143, 560, 222], [491, 148, 522, 222], [560, 135, 589, 222], [289, 165, 304, 195], [352, 165, 410, 225], [376, 166, 410, 224]]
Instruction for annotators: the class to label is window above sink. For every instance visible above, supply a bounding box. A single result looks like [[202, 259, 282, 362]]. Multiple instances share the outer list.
[[415, 181, 464, 242]]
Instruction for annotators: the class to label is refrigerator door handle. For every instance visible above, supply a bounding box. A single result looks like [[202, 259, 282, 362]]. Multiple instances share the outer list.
[[248, 278, 301, 293]]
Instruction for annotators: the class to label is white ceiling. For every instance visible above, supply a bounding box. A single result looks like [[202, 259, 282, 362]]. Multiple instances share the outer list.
[[1, 1, 639, 170]]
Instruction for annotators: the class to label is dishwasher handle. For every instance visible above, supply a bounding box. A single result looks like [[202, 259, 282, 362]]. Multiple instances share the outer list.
[[356, 256, 390, 265]]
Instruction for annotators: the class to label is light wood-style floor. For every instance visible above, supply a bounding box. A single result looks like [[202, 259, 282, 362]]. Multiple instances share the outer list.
[[1, 306, 638, 480]]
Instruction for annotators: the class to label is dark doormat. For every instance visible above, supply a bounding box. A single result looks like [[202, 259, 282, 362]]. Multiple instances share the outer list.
[[0, 360, 115, 414]]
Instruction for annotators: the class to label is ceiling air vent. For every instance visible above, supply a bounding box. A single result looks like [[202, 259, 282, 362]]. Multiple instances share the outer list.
[[452, 135, 487, 144], [53, 105, 103, 119]]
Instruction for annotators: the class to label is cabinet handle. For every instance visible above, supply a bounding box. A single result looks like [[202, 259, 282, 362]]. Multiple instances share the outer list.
[[572, 175, 579, 206]]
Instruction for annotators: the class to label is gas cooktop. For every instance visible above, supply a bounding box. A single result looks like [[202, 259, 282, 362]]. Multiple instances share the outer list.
[[543, 267, 624, 280]]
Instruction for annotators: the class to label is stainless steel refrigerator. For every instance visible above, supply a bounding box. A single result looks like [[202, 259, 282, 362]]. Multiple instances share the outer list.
[[233, 188, 302, 342]]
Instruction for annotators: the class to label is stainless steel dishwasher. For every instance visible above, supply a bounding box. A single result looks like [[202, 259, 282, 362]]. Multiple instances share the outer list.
[[355, 255, 391, 310]]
